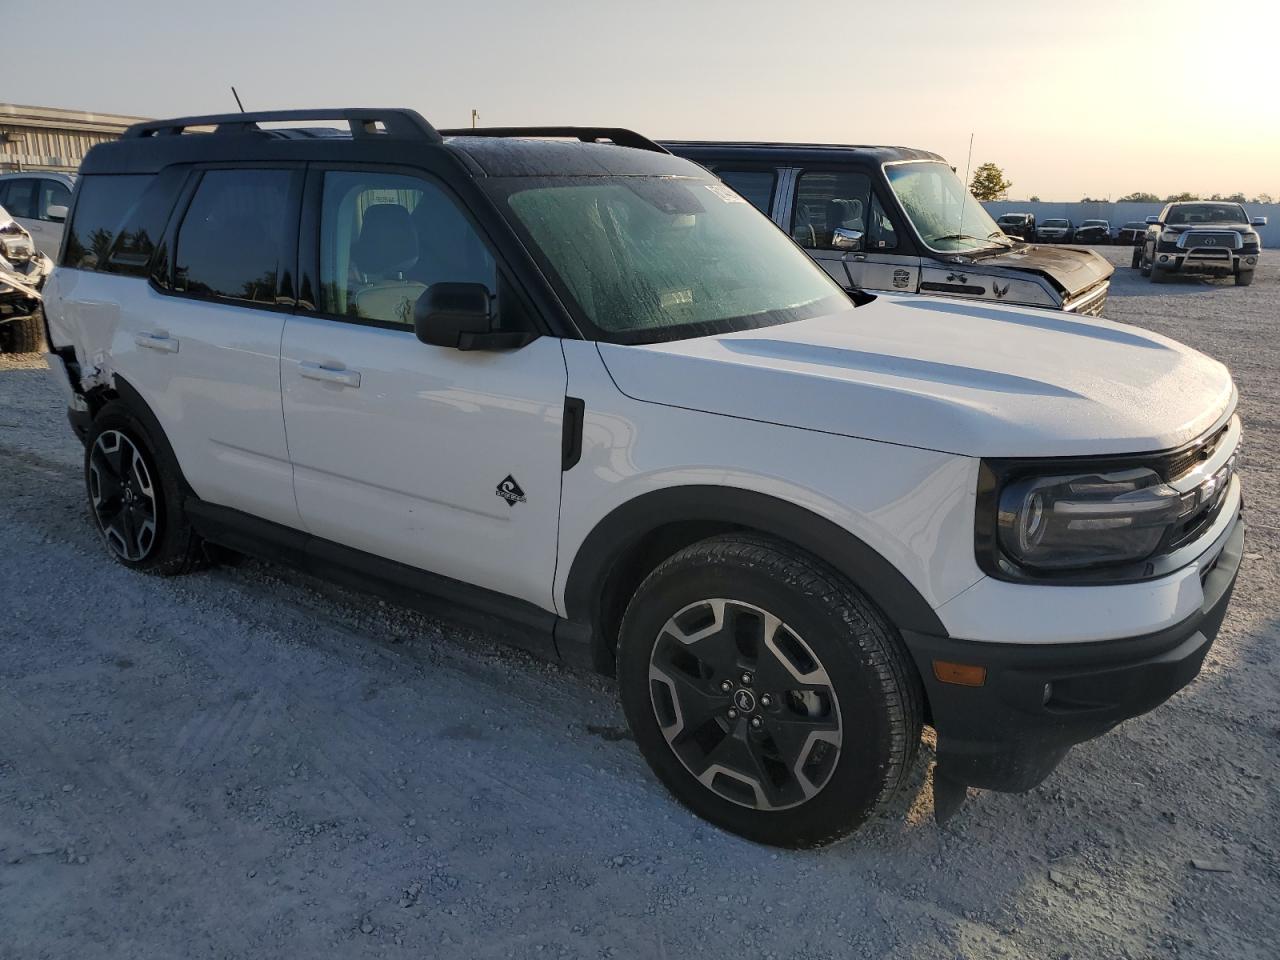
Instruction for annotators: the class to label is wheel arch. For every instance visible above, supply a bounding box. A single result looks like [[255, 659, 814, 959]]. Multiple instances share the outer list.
[[562, 486, 948, 672], [90, 374, 197, 500]]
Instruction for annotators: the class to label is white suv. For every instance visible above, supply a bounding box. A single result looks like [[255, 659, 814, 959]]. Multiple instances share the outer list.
[[42, 110, 1245, 847]]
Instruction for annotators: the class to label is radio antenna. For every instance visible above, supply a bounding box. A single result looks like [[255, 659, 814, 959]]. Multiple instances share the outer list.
[[957, 131, 974, 236], [231, 86, 246, 113]]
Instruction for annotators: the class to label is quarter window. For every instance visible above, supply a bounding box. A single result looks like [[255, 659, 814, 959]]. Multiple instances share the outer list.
[[173, 169, 293, 305], [62, 174, 153, 271], [791, 171, 872, 250], [318, 171, 496, 326], [715, 169, 776, 215], [37, 179, 73, 221]]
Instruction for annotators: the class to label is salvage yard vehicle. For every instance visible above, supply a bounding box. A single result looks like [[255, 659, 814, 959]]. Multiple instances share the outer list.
[[0, 201, 51, 353], [1139, 201, 1266, 286], [1035, 217, 1075, 243], [995, 211, 1035, 240], [1074, 219, 1111, 245], [663, 142, 1113, 316], [44, 109, 1244, 847], [0, 172, 75, 259]]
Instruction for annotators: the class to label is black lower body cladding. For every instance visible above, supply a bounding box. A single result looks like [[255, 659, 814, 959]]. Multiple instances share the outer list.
[[901, 513, 1244, 793]]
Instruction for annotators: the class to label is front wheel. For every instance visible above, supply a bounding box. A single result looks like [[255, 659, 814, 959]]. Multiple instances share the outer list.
[[1235, 270, 1254, 286], [617, 535, 923, 847], [0, 312, 44, 354], [1130, 248, 1142, 269]]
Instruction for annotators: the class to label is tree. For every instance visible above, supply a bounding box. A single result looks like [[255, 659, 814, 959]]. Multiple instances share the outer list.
[[969, 162, 1012, 201], [1226, 192, 1247, 203], [1118, 191, 1160, 203], [1028, 195, 1041, 202], [1253, 193, 1274, 204], [1165, 192, 1199, 202]]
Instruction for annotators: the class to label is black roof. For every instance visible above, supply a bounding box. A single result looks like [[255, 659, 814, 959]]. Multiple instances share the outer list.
[[660, 141, 947, 167], [80, 108, 707, 180]]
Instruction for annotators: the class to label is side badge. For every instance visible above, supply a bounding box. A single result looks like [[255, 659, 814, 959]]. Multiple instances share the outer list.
[[892, 269, 910, 289], [993, 282, 1010, 299], [496, 475, 527, 507]]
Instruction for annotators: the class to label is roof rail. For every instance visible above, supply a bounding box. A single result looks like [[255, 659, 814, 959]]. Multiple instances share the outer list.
[[437, 126, 670, 155], [122, 108, 442, 142]]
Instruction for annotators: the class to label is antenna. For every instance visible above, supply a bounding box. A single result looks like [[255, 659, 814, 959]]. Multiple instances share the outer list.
[[231, 86, 246, 113], [957, 131, 974, 236], [471, 108, 479, 129]]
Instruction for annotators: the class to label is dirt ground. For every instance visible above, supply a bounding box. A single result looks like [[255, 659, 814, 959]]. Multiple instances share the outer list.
[[1, 246, 1277, 959]]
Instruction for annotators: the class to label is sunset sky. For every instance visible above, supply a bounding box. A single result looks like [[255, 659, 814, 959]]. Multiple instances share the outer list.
[[12, 0, 1279, 200]]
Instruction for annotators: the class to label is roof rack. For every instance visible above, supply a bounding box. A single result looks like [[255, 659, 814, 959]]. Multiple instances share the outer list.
[[122, 108, 442, 142], [437, 126, 669, 155]]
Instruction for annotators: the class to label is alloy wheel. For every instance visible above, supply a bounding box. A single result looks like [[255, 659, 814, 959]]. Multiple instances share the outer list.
[[647, 598, 842, 810], [88, 429, 159, 561]]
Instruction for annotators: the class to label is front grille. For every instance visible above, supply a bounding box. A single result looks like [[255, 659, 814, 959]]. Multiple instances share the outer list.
[[1067, 286, 1108, 317], [1162, 422, 1230, 480], [1181, 231, 1240, 250]]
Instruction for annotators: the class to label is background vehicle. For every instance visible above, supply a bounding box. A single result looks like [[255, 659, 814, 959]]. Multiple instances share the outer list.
[[1074, 219, 1111, 245], [1117, 220, 1148, 247], [43, 109, 1243, 847], [0, 201, 50, 353], [0, 172, 74, 258], [664, 142, 1112, 316], [995, 212, 1035, 240], [1138, 201, 1265, 285], [1035, 217, 1075, 243]]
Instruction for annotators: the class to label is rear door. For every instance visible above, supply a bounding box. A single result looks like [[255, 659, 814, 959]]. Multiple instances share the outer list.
[[280, 166, 567, 609], [122, 165, 304, 527], [787, 169, 919, 294]]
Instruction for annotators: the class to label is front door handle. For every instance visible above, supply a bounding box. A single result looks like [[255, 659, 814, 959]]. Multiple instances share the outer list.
[[298, 360, 361, 388], [135, 331, 179, 353], [846, 253, 867, 262]]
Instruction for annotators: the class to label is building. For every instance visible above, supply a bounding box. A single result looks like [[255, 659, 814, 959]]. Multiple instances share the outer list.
[[0, 103, 147, 175]]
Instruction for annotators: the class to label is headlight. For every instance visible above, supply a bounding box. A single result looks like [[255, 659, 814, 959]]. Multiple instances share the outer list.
[[1160, 230, 1181, 242], [996, 467, 1191, 570]]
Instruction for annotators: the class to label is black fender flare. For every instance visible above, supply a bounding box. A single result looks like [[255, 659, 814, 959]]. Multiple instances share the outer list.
[[103, 374, 197, 500], [563, 485, 948, 640]]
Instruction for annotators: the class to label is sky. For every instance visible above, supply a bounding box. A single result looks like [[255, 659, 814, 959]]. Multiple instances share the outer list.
[[8, 0, 1279, 201]]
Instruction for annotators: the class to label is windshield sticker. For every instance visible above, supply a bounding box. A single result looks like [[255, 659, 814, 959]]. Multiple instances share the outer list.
[[705, 184, 746, 204]]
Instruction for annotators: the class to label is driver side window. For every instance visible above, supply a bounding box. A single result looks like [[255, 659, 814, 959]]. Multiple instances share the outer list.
[[791, 171, 871, 250], [318, 171, 496, 326]]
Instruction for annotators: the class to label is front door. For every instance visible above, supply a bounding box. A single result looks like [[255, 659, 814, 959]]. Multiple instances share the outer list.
[[785, 169, 919, 295], [280, 168, 567, 610]]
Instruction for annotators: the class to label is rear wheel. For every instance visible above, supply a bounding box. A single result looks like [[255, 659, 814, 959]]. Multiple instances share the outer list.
[[0, 312, 43, 354], [617, 534, 922, 847], [84, 403, 203, 575]]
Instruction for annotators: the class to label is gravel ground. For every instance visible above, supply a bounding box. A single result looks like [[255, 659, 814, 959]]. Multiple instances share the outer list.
[[1, 247, 1277, 959]]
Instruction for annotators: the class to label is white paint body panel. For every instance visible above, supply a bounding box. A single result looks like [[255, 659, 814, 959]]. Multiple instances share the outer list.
[[598, 297, 1235, 459], [45, 269, 298, 526], [280, 316, 567, 609]]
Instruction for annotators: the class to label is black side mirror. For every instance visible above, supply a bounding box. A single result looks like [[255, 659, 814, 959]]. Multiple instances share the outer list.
[[412, 282, 535, 351]]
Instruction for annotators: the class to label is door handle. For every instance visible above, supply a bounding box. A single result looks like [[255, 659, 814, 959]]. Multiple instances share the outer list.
[[135, 331, 179, 353], [298, 361, 361, 388], [846, 253, 867, 262]]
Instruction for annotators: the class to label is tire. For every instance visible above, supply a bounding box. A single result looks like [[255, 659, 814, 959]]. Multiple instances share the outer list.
[[83, 402, 204, 575], [617, 534, 923, 848], [1139, 248, 1152, 277], [1130, 248, 1142, 270], [1150, 261, 1170, 284], [1235, 270, 1254, 287], [0, 312, 44, 354]]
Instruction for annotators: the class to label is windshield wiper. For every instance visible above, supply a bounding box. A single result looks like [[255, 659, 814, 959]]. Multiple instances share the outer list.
[[929, 232, 993, 245]]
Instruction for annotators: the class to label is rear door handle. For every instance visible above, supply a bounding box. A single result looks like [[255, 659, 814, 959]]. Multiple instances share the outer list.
[[298, 360, 361, 388], [135, 331, 179, 353]]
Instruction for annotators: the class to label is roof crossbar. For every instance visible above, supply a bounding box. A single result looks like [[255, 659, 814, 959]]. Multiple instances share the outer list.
[[122, 108, 442, 142], [437, 126, 669, 155]]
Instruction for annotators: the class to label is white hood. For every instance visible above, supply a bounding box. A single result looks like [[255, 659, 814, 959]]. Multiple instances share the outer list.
[[598, 295, 1236, 459]]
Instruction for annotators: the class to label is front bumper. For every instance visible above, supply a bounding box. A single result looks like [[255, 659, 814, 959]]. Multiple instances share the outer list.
[[1154, 248, 1258, 275], [902, 511, 1244, 792]]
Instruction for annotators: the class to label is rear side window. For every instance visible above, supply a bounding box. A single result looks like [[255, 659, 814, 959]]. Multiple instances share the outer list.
[[715, 169, 775, 215], [62, 175, 153, 270], [791, 171, 872, 249], [173, 169, 292, 305], [0, 179, 38, 219]]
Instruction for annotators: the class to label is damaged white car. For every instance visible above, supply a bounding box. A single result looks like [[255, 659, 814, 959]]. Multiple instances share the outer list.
[[0, 202, 50, 353]]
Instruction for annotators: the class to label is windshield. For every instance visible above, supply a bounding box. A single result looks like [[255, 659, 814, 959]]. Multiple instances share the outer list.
[[1082, 220, 1107, 227], [884, 161, 1006, 253], [1167, 204, 1248, 225], [996, 215, 1023, 224], [498, 176, 849, 344], [1044, 219, 1069, 227]]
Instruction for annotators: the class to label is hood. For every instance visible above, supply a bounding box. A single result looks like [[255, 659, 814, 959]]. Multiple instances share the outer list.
[[1161, 222, 1252, 233], [598, 296, 1235, 459], [973, 243, 1113, 296]]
